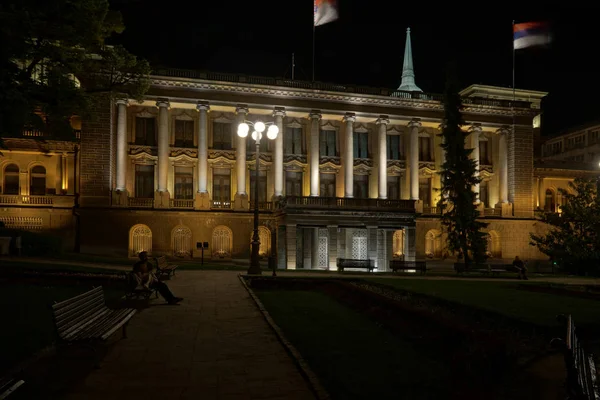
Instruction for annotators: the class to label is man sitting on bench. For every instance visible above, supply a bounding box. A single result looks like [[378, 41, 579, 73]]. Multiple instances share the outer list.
[[133, 252, 183, 305]]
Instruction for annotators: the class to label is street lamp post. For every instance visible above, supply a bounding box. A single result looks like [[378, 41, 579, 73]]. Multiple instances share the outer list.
[[237, 120, 279, 275]]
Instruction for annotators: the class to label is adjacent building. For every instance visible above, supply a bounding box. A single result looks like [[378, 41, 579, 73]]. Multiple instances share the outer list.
[[1, 28, 569, 268]]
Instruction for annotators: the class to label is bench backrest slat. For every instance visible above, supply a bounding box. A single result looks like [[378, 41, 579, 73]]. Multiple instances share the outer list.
[[52, 287, 108, 338]]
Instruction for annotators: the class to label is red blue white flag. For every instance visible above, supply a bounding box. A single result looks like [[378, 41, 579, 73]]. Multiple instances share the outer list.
[[513, 21, 552, 50], [314, 0, 338, 26]]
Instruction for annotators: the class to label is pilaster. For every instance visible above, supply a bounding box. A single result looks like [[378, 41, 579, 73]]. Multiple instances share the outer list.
[[408, 118, 421, 200], [309, 111, 322, 197], [376, 116, 390, 199], [234, 105, 249, 210], [195, 101, 210, 210]]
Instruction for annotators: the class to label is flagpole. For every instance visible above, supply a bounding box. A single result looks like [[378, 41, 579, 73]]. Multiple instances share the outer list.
[[512, 20, 516, 130], [312, 22, 316, 82]]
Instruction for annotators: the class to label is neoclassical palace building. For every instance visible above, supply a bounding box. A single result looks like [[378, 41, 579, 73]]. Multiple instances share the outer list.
[[1, 30, 566, 268]]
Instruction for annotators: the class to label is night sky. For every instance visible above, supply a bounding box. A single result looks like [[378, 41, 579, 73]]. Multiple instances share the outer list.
[[111, 1, 600, 136]]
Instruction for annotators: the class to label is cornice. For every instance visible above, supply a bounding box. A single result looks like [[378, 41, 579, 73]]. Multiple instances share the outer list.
[[149, 77, 535, 117]]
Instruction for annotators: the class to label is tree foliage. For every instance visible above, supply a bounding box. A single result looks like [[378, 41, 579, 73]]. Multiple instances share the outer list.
[[437, 63, 488, 268], [530, 178, 600, 275], [0, 0, 150, 140]]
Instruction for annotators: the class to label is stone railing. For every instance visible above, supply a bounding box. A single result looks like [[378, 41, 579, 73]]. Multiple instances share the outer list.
[[249, 202, 273, 211], [0, 195, 75, 208], [128, 198, 154, 208], [279, 196, 416, 213], [210, 200, 231, 210], [170, 199, 194, 209]]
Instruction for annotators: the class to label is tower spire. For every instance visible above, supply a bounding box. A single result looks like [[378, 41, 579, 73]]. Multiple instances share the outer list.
[[397, 27, 422, 92]]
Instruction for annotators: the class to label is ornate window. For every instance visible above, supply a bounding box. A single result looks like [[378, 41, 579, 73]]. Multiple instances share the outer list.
[[319, 130, 337, 156], [174, 167, 193, 199], [353, 132, 369, 158], [317, 228, 329, 268], [387, 135, 402, 160], [285, 171, 302, 196], [3, 164, 19, 195], [174, 119, 194, 147], [387, 176, 401, 200], [30, 165, 46, 195], [353, 174, 369, 199], [212, 122, 232, 150], [418, 136, 432, 161], [320, 173, 336, 197], [351, 229, 368, 260], [419, 177, 431, 207], [479, 140, 490, 165], [545, 189, 556, 212], [135, 165, 154, 198], [480, 180, 489, 208], [172, 225, 192, 257], [212, 226, 232, 258], [212, 168, 231, 207], [130, 224, 152, 257], [284, 127, 303, 154], [135, 116, 156, 146]]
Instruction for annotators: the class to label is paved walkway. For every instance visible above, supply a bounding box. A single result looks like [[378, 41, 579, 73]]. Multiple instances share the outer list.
[[62, 271, 315, 400]]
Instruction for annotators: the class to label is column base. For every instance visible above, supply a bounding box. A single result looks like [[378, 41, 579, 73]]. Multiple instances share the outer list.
[[154, 190, 170, 208], [500, 202, 513, 217], [233, 193, 248, 211], [111, 190, 129, 207], [195, 192, 210, 210], [414, 200, 423, 213]]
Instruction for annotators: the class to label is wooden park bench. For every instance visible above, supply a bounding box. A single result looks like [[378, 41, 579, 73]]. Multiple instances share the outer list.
[[124, 272, 159, 301], [154, 256, 178, 279], [552, 314, 600, 400], [389, 260, 427, 274], [337, 258, 375, 273], [52, 287, 137, 345], [0, 377, 24, 399]]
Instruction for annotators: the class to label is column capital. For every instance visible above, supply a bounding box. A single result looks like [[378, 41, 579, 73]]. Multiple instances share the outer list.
[[235, 104, 249, 115], [376, 116, 390, 125], [156, 99, 170, 108], [343, 112, 356, 123], [496, 125, 511, 135], [196, 101, 210, 112], [468, 123, 483, 133], [116, 98, 129, 106], [309, 110, 322, 120], [407, 118, 421, 128], [273, 107, 286, 118]]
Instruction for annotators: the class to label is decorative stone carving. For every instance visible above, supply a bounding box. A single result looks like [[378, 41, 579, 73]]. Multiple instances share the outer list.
[[320, 156, 341, 166], [209, 150, 236, 160], [170, 148, 197, 158], [283, 154, 307, 164]]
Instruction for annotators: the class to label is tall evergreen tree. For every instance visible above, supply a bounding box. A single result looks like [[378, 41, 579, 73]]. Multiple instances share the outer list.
[[530, 178, 600, 275], [437, 63, 488, 268]]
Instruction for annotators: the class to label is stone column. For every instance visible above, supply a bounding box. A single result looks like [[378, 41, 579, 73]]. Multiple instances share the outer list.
[[115, 99, 128, 192], [234, 105, 249, 210], [469, 124, 482, 203], [327, 225, 338, 271], [155, 99, 170, 208], [376, 116, 390, 199], [286, 224, 297, 269], [60, 153, 67, 193], [309, 111, 321, 197], [195, 101, 210, 210], [273, 107, 286, 199], [498, 127, 509, 204], [343, 113, 356, 198], [408, 118, 421, 201]]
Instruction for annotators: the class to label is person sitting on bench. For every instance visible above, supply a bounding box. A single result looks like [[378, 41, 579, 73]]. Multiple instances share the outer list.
[[133, 252, 183, 305]]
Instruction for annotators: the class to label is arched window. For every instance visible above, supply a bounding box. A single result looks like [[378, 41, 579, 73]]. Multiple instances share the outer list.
[[425, 229, 442, 258], [212, 226, 232, 258], [172, 225, 192, 257], [130, 224, 152, 257], [486, 230, 502, 258], [393, 230, 404, 258], [544, 189, 556, 213], [30, 165, 46, 195], [3, 164, 19, 195], [256, 226, 271, 257]]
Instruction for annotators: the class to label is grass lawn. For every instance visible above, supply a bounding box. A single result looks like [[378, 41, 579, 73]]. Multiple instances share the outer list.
[[255, 289, 450, 400], [0, 283, 123, 376], [368, 278, 600, 327]]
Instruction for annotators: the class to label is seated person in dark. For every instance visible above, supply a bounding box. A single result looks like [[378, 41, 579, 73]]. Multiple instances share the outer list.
[[133, 251, 183, 304]]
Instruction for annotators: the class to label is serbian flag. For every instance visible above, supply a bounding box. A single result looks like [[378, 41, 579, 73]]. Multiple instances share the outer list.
[[314, 0, 338, 26], [513, 21, 552, 50]]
